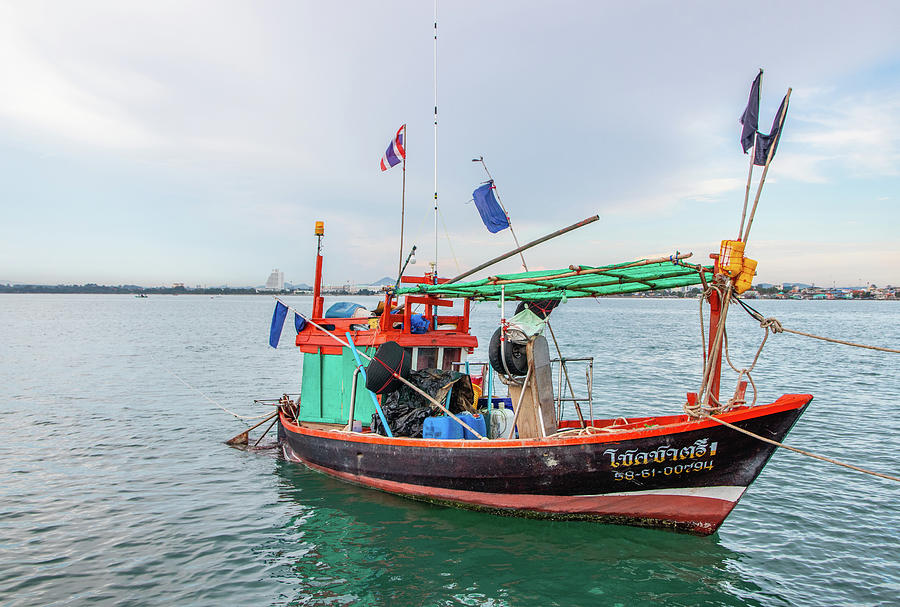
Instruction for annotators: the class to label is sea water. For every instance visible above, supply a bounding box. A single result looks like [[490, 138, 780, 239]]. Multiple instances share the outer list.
[[1, 294, 898, 606]]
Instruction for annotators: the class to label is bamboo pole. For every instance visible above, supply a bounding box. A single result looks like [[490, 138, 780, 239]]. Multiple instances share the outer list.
[[738, 69, 762, 240], [739, 150, 756, 240], [445, 215, 600, 284], [253, 415, 280, 447], [743, 88, 792, 247]]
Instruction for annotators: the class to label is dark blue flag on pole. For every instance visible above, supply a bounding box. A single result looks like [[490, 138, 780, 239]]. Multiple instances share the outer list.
[[739, 70, 761, 153], [472, 181, 510, 233], [294, 313, 306, 334], [269, 301, 288, 348], [754, 93, 789, 166]]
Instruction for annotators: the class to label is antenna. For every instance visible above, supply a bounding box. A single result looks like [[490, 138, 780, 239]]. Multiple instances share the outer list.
[[432, 0, 439, 280]]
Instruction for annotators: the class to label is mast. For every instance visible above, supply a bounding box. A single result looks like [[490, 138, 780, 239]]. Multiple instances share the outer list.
[[312, 221, 325, 318]]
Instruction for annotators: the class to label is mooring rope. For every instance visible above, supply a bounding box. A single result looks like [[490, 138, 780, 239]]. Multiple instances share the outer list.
[[701, 413, 900, 482], [151, 354, 272, 421], [734, 297, 900, 353]]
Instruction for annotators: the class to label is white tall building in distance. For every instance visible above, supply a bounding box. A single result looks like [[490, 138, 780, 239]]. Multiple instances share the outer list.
[[265, 268, 285, 291]]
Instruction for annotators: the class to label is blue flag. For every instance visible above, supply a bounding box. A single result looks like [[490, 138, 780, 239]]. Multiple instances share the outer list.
[[294, 313, 306, 334], [269, 301, 288, 348], [472, 181, 510, 233], [740, 70, 761, 153]]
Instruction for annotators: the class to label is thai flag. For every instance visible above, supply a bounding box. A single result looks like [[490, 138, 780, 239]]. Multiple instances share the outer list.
[[380, 124, 406, 171]]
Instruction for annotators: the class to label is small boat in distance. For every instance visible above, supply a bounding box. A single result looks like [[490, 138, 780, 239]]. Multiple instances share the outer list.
[[272, 223, 810, 535]]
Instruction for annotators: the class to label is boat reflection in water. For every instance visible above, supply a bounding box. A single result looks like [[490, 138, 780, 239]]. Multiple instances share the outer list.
[[270, 458, 774, 607]]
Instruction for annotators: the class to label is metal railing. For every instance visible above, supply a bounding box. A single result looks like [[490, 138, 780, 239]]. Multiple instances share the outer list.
[[454, 357, 595, 423]]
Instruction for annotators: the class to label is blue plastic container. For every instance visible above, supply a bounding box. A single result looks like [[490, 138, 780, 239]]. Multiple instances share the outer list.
[[457, 412, 487, 440], [423, 416, 464, 440]]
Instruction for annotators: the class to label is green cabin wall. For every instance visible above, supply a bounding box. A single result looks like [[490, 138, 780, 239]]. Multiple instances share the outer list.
[[298, 347, 375, 425]]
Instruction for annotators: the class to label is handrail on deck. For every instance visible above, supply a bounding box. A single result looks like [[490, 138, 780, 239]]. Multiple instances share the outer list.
[[453, 356, 595, 423]]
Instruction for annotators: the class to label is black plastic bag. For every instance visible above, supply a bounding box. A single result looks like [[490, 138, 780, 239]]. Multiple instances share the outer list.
[[371, 369, 475, 437]]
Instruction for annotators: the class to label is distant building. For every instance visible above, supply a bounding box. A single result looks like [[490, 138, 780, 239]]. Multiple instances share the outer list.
[[263, 269, 285, 292]]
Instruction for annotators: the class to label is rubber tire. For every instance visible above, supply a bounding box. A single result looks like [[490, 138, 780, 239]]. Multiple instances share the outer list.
[[365, 341, 411, 394], [488, 327, 528, 376]]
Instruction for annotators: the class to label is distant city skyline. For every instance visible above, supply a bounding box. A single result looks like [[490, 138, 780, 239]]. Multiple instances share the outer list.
[[1, 2, 898, 287]]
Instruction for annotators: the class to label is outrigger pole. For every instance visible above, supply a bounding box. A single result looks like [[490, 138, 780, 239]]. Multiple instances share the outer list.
[[446, 215, 599, 284]]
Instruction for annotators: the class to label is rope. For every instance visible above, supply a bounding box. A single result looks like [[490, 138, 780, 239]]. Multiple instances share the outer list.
[[701, 413, 900, 482], [159, 360, 272, 421], [735, 297, 900, 353], [689, 283, 735, 416]]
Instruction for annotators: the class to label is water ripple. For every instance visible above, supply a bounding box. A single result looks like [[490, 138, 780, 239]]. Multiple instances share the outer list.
[[1, 295, 897, 606]]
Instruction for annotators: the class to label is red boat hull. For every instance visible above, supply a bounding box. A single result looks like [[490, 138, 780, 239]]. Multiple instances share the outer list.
[[280, 394, 811, 535]]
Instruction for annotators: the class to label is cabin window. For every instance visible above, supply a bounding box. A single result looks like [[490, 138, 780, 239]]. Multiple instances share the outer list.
[[441, 348, 461, 370], [416, 347, 438, 370]]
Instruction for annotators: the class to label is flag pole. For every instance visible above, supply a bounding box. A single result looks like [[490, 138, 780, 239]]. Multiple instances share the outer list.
[[738, 148, 755, 240], [399, 125, 407, 278], [743, 87, 791, 247], [471, 155, 590, 428], [738, 68, 762, 241]]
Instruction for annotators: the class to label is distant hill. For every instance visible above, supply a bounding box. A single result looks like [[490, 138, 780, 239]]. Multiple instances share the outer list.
[[286, 282, 312, 290], [371, 276, 394, 286]]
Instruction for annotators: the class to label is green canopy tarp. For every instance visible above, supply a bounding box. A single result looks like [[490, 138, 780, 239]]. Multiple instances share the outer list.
[[396, 255, 713, 301]]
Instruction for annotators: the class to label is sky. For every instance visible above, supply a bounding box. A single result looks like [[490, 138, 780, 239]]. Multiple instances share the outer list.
[[1, 1, 898, 288]]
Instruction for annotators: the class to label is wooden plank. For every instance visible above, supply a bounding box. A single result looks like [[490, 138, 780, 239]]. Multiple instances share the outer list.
[[529, 336, 558, 437]]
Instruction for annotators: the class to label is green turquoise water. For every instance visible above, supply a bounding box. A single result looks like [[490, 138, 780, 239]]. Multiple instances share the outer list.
[[2, 294, 898, 606]]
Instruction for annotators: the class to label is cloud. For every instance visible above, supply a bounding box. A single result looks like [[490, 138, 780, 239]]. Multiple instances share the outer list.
[[786, 88, 900, 180], [0, 6, 164, 149], [751, 239, 900, 286]]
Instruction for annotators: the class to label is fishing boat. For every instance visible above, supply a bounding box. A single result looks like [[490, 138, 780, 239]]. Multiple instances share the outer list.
[[270, 217, 811, 536], [253, 50, 812, 535]]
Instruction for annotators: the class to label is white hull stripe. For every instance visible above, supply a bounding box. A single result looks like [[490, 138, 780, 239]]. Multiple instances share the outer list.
[[581, 486, 747, 502]]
